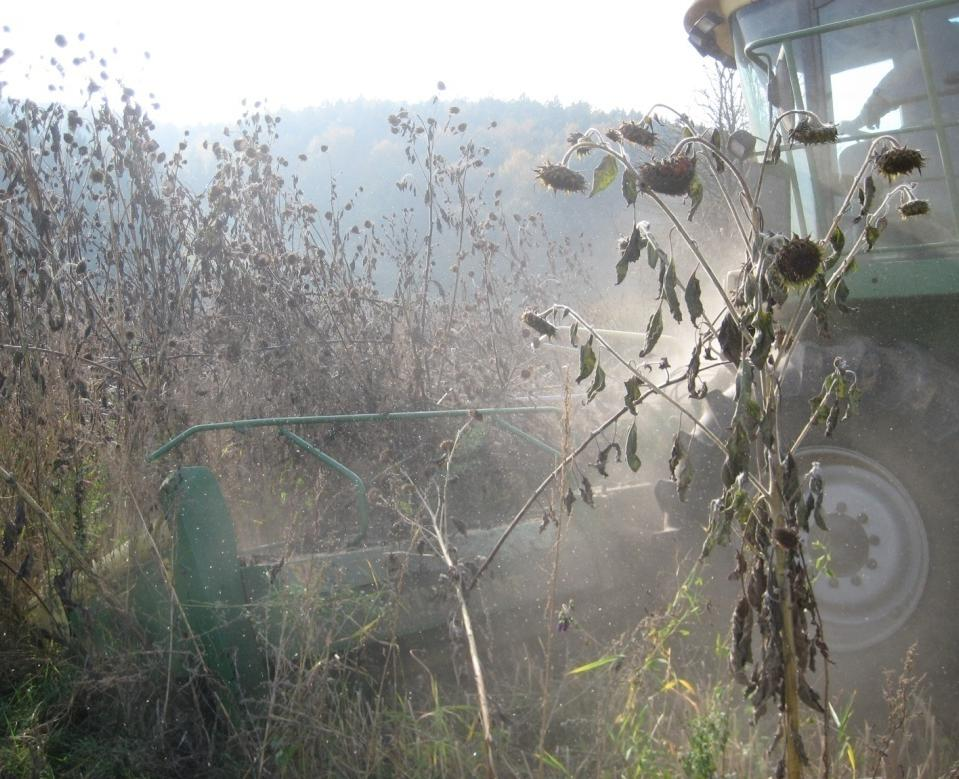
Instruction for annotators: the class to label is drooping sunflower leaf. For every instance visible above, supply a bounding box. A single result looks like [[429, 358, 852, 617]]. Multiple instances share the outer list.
[[589, 154, 619, 197], [668, 433, 693, 501], [616, 225, 644, 285], [638, 308, 663, 358], [569, 321, 579, 346], [686, 339, 707, 399], [576, 335, 597, 383], [624, 376, 643, 414], [747, 308, 774, 368], [684, 271, 704, 325], [626, 422, 641, 472], [865, 215, 887, 251], [586, 363, 606, 403], [687, 175, 704, 222], [829, 225, 845, 256], [807, 462, 826, 531], [580, 475, 595, 507], [595, 442, 622, 478], [834, 278, 856, 313], [721, 421, 750, 488], [709, 127, 724, 172], [646, 231, 667, 269], [563, 487, 576, 515], [769, 133, 783, 164], [854, 175, 876, 223], [717, 312, 743, 366], [661, 260, 683, 323], [622, 168, 639, 206]]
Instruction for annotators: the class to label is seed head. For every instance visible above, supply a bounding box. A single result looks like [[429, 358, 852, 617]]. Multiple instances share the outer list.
[[535, 162, 587, 194], [875, 147, 925, 181], [639, 155, 696, 196], [618, 121, 657, 148], [521, 310, 557, 339], [899, 199, 930, 218], [774, 236, 822, 285], [567, 132, 591, 158], [788, 118, 838, 145]]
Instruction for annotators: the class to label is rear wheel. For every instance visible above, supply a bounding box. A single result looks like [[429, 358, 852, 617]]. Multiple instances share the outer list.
[[663, 336, 959, 726]]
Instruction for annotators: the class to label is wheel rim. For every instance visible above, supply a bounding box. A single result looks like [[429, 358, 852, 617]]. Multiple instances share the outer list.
[[796, 446, 929, 652]]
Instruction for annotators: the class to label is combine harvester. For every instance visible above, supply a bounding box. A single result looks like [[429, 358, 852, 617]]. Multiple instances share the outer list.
[[682, 0, 959, 715]]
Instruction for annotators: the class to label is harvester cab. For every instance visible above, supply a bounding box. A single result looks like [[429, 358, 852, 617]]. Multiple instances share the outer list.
[[683, 0, 959, 721], [687, 0, 959, 295]]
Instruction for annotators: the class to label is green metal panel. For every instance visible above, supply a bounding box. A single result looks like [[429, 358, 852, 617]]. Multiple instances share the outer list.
[[161, 467, 266, 697]]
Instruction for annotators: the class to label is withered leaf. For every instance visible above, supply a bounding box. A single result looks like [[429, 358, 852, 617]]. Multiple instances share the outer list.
[[594, 442, 622, 478], [626, 421, 641, 472], [686, 339, 707, 399], [624, 376, 643, 414], [589, 154, 619, 197], [586, 363, 606, 403], [622, 168, 639, 206], [717, 312, 742, 366], [661, 260, 682, 323], [687, 176, 704, 222], [638, 308, 663, 357], [576, 335, 597, 384], [684, 271, 704, 325], [579, 476, 594, 508]]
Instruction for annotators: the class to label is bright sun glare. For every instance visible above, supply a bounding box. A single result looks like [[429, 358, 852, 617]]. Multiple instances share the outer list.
[[2, 1, 709, 125]]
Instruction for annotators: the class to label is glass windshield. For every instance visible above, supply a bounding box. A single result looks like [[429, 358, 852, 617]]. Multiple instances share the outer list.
[[731, 0, 959, 258]]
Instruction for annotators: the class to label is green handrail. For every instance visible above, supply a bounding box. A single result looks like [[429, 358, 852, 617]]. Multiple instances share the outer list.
[[148, 406, 563, 546], [147, 406, 561, 462], [277, 429, 371, 547], [490, 416, 562, 458], [742, 0, 956, 63]]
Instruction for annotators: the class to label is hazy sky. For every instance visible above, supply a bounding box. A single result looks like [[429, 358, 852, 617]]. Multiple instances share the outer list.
[[1, 1, 712, 125]]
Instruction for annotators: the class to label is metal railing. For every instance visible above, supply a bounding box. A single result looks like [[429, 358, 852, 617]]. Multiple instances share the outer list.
[[149, 406, 562, 545]]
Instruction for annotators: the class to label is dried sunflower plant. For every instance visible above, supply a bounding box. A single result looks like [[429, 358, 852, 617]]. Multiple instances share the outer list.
[[489, 110, 927, 777]]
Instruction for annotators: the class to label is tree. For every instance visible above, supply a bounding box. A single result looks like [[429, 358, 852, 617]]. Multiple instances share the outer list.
[[698, 60, 747, 135]]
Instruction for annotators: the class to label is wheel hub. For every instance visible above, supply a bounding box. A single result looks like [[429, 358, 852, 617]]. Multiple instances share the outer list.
[[796, 446, 928, 652]]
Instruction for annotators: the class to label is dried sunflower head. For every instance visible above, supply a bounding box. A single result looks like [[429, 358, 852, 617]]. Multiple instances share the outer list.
[[605, 128, 623, 143], [618, 121, 657, 148], [566, 131, 591, 158], [788, 117, 839, 145], [875, 147, 925, 181], [774, 236, 822, 285], [899, 198, 930, 218], [639, 155, 696, 196], [521, 310, 557, 339], [534, 162, 587, 194]]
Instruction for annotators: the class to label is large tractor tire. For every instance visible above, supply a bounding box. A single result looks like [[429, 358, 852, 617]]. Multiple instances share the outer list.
[[660, 336, 959, 727]]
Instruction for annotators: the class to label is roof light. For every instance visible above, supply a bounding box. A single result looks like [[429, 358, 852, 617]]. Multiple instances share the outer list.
[[727, 130, 758, 162], [688, 11, 736, 69]]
